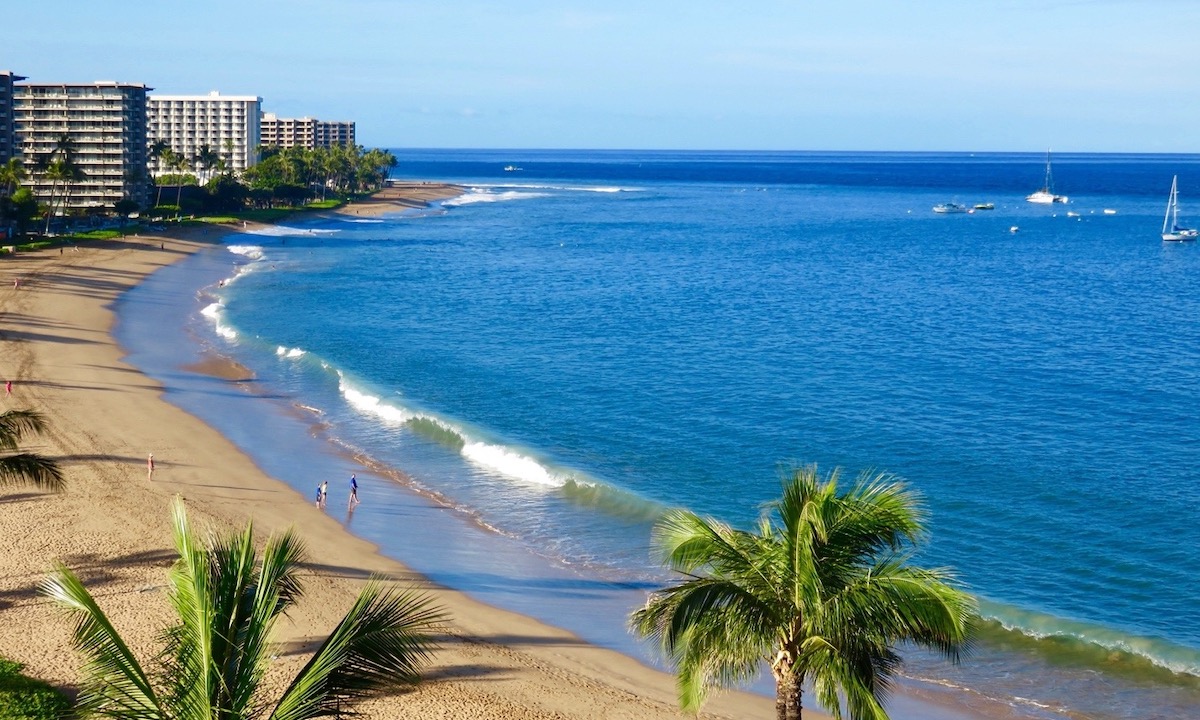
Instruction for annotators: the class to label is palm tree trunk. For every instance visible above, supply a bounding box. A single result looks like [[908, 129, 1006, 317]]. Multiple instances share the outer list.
[[43, 179, 57, 236], [776, 672, 802, 720]]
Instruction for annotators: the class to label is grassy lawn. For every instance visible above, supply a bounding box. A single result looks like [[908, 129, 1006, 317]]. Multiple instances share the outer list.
[[2, 196, 353, 254], [0, 658, 70, 720]]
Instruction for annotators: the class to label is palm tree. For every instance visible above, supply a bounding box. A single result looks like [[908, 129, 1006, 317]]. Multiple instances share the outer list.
[[42, 159, 73, 236], [631, 465, 976, 720], [148, 140, 171, 208], [196, 144, 220, 185], [41, 497, 445, 720], [0, 157, 26, 198], [0, 410, 65, 492], [171, 151, 190, 217]]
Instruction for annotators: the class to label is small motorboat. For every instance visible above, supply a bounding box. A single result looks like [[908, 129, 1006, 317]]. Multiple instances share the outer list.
[[932, 202, 970, 214]]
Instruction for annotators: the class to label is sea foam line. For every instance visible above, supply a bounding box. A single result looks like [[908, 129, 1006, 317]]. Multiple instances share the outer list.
[[978, 599, 1200, 677], [442, 188, 552, 206], [339, 374, 580, 490], [242, 225, 340, 237], [486, 183, 642, 194], [200, 302, 238, 340], [226, 244, 265, 260]]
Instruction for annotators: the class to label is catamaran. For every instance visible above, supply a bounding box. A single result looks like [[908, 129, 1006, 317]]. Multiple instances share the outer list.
[[1026, 150, 1068, 204], [1162, 175, 1198, 242]]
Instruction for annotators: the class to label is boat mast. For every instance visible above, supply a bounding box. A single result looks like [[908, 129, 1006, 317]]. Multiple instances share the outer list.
[[1164, 176, 1178, 234]]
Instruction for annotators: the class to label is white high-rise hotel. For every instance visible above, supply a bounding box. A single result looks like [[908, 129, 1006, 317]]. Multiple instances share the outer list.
[[147, 92, 261, 176], [14, 81, 153, 209]]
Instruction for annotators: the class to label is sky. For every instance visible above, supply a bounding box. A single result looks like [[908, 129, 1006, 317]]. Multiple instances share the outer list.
[[7, 0, 1200, 152]]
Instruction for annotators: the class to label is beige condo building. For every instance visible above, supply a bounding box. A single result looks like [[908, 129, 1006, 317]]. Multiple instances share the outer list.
[[14, 80, 152, 209], [148, 91, 262, 176], [261, 113, 355, 150]]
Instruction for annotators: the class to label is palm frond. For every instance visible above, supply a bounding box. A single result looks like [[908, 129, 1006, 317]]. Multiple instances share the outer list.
[[0, 452, 65, 491], [162, 497, 217, 720], [0, 409, 49, 451], [216, 525, 308, 717], [269, 580, 446, 720], [40, 563, 162, 720], [632, 574, 776, 712]]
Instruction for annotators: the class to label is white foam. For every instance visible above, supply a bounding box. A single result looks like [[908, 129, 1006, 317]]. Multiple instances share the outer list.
[[442, 189, 552, 206], [243, 225, 340, 237], [275, 346, 306, 359], [227, 244, 265, 260], [461, 441, 563, 488], [200, 302, 238, 340], [343, 218, 385, 224], [485, 183, 641, 194], [341, 381, 416, 426]]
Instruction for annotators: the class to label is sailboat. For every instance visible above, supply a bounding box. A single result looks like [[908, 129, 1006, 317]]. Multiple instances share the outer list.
[[1161, 175, 1199, 242], [1026, 150, 1068, 204]]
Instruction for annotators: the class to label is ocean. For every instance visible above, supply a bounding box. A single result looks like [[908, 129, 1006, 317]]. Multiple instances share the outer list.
[[115, 150, 1200, 720]]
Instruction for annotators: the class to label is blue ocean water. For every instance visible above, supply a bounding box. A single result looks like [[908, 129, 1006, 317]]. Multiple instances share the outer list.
[[120, 151, 1200, 720]]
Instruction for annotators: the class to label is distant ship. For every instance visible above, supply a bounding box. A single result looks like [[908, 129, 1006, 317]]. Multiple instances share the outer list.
[[1026, 150, 1068, 204], [504, 165, 522, 172]]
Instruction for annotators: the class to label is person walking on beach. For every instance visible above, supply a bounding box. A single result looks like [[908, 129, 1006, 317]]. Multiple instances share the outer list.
[[315, 485, 323, 508], [4, 380, 11, 397], [348, 473, 359, 508], [147, 453, 155, 481], [319, 480, 328, 509]]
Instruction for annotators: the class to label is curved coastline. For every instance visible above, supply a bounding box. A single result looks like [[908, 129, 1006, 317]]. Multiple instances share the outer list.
[[0, 187, 1001, 720], [0, 193, 774, 720]]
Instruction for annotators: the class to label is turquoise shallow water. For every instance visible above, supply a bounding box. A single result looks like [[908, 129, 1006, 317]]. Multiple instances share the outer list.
[[118, 151, 1200, 720]]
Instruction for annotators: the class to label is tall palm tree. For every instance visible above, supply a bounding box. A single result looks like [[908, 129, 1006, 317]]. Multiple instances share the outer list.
[[0, 410, 65, 492], [41, 497, 445, 720], [631, 465, 976, 720], [170, 151, 190, 217], [42, 159, 74, 236], [148, 140, 171, 208]]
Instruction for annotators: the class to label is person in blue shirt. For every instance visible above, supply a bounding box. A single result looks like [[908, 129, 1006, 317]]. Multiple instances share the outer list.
[[348, 473, 360, 508]]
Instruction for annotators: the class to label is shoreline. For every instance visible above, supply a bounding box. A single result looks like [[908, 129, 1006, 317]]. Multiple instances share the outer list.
[[0, 193, 779, 719]]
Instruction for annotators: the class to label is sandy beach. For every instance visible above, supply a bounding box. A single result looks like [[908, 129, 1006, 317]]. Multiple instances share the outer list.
[[0, 193, 778, 719]]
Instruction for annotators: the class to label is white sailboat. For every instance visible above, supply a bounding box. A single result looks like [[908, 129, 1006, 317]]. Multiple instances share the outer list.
[[1026, 150, 1068, 204], [1161, 175, 1198, 242]]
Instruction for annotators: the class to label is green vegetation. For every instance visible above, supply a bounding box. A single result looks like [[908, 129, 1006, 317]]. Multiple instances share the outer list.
[[0, 410, 65, 492], [0, 657, 71, 720], [41, 498, 446, 720], [631, 465, 976, 720], [2, 143, 393, 243]]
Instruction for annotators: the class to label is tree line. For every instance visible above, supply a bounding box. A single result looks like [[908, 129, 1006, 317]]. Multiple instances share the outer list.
[[0, 140, 398, 237]]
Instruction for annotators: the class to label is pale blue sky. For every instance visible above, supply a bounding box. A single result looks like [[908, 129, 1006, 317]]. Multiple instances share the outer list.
[[8, 1, 1199, 152]]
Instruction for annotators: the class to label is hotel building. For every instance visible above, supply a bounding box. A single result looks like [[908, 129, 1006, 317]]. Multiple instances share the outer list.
[[0, 71, 24, 164], [261, 113, 355, 150], [13, 81, 152, 209], [147, 92, 262, 176], [316, 119, 355, 148]]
